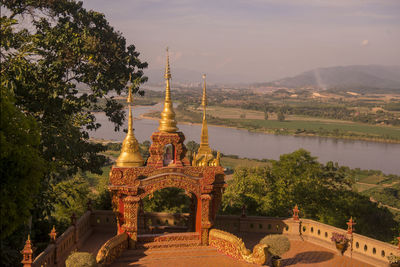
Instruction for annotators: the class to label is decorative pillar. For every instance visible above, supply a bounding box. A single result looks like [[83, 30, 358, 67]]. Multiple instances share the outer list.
[[49, 226, 58, 264], [200, 194, 212, 245], [112, 193, 125, 235], [49, 225, 57, 243], [21, 235, 33, 267], [347, 217, 356, 234], [347, 217, 356, 255], [292, 205, 300, 221], [123, 195, 140, 248]]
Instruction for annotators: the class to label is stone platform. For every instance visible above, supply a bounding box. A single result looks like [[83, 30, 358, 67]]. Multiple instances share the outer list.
[[79, 231, 374, 267]]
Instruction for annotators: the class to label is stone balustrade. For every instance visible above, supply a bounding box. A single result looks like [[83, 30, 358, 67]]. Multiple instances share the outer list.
[[32, 211, 93, 267], [214, 215, 398, 267], [31, 210, 398, 267], [90, 210, 117, 232], [96, 232, 129, 265]]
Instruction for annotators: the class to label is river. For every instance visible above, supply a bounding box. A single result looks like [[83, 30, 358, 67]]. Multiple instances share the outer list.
[[89, 104, 400, 175]]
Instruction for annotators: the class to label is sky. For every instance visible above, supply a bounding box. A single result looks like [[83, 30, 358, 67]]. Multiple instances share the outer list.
[[82, 0, 400, 83]]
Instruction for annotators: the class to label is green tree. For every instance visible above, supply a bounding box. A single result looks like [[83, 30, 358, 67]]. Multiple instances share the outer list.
[[221, 167, 270, 216], [1, 1, 147, 262], [51, 173, 92, 227], [143, 188, 191, 214], [221, 149, 398, 242], [0, 87, 45, 238]]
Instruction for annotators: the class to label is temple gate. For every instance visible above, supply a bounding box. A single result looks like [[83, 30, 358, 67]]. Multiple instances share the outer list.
[[108, 49, 225, 246]]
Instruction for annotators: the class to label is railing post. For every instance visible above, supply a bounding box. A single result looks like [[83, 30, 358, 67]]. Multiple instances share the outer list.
[[21, 235, 33, 267], [49, 225, 57, 264], [292, 205, 299, 221], [347, 217, 356, 257]]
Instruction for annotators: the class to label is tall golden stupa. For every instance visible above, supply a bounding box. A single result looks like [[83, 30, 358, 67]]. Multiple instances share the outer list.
[[192, 74, 220, 167], [115, 74, 144, 167]]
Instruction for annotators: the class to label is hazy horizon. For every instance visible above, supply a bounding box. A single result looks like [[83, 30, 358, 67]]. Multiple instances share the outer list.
[[83, 0, 400, 83]]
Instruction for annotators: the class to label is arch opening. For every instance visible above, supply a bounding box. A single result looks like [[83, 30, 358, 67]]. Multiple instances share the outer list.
[[139, 187, 199, 235]]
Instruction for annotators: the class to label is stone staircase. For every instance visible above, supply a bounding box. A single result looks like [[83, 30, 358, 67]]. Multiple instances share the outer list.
[[136, 232, 201, 249]]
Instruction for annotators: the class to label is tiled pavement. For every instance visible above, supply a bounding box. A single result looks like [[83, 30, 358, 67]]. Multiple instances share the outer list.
[[81, 231, 374, 267]]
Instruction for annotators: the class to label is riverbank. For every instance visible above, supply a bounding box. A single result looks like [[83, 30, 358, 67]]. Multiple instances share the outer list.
[[142, 108, 400, 144]]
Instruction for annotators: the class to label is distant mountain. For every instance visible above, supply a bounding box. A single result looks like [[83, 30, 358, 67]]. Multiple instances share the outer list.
[[262, 65, 400, 90]]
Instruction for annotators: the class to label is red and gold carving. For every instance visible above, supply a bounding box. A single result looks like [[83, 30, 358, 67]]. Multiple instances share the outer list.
[[96, 232, 129, 266], [110, 169, 123, 185], [140, 176, 201, 199], [123, 196, 140, 240], [109, 116, 225, 248], [209, 229, 268, 265], [201, 194, 212, 227]]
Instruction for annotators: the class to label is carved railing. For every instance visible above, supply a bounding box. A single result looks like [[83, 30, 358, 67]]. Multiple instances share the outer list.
[[209, 229, 268, 265], [32, 244, 56, 267], [31, 211, 398, 267], [90, 210, 117, 232], [96, 232, 129, 266], [32, 210, 94, 267], [214, 215, 399, 267]]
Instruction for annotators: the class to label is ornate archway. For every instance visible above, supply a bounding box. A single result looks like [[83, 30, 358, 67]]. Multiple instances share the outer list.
[[109, 166, 224, 245], [109, 49, 225, 246]]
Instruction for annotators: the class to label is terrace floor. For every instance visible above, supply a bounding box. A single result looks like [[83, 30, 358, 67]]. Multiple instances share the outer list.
[[80, 231, 374, 267]]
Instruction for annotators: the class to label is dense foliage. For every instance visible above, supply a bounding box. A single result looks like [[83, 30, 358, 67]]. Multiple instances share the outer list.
[[0, 87, 45, 238], [1, 0, 146, 265], [221, 149, 398, 242]]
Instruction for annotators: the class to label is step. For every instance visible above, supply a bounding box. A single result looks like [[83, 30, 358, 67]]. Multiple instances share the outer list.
[[123, 246, 216, 257], [113, 246, 220, 265], [137, 232, 200, 243], [137, 239, 201, 249]]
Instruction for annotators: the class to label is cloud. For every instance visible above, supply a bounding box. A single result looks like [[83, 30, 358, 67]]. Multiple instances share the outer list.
[[361, 40, 370, 46]]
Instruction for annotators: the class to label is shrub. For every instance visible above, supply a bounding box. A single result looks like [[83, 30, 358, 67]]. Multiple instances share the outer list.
[[259, 234, 290, 257], [66, 252, 97, 267]]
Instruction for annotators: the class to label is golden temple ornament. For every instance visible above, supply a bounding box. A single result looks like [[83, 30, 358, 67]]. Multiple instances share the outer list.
[[192, 74, 220, 167], [158, 47, 178, 133], [115, 74, 144, 167]]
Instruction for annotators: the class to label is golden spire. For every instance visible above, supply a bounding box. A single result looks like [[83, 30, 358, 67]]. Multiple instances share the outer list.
[[199, 74, 211, 153], [158, 47, 178, 133], [193, 74, 220, 166], [116, 74, 144, 167]]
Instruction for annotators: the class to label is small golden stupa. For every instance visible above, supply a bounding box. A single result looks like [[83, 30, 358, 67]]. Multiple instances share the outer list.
[[158, 47, 178, 133], [192, 74, 220, 166], [115, 74, 144, 167]]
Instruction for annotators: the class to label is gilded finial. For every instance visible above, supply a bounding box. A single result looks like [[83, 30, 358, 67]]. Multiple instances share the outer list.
[[192, 74, 220, 167], [127, 73, 133, 104], [116, 74, 144, 167], [165, 47, 171, 80], [158, 47, 178, 133], [202, 74, 207, 108]]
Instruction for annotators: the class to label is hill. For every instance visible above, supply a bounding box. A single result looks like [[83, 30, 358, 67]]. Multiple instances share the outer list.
[[258, 65, 400, 91]]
